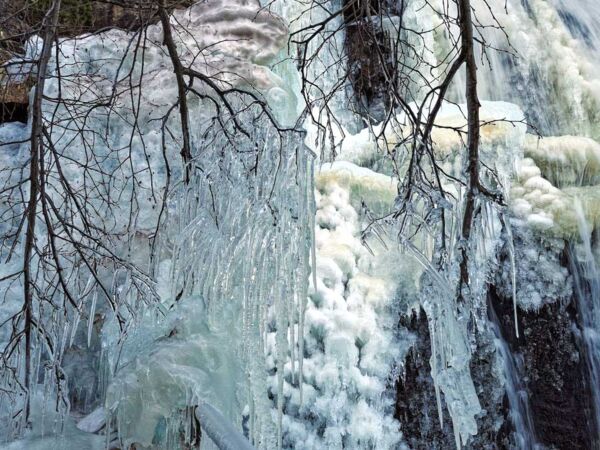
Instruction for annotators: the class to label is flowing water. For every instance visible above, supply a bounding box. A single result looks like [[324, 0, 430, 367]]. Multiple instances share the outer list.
[[568, 200, 600, 446], [489, 303, 540, 450], [468, 1, 600, 444]]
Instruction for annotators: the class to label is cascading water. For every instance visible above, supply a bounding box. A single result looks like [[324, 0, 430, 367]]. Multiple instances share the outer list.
[[488, 303, 540, 450], [568, 200, 600, 445]]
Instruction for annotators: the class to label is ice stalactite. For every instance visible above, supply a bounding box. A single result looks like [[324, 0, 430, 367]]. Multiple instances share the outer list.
[[160, 128, 314, 449], [98, 3, 315, 448]]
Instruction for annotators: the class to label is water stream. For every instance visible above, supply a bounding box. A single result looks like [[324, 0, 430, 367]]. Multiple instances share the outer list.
[[488, 303, 540, 450], [568, 201, 600, 446]]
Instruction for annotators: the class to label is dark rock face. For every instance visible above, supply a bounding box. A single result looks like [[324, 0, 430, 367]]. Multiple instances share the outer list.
[[489, 285, 596, 450], [396, 231, 599, 450], [395, 308, 509, 450], [0, 78, 31, 125], [342, 0, 402, 122], [1, 0, 196, 126], [1, 0, 197, 41], [395, 309, 456, 449], [344, 21, 392, 122]]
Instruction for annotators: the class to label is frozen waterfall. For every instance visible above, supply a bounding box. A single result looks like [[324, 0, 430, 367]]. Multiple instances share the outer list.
[[1, 0, 600, 449]]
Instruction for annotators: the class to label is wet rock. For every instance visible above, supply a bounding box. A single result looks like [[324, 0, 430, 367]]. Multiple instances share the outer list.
[[489, 285, 596, 450], [395, 308, 509, 449]]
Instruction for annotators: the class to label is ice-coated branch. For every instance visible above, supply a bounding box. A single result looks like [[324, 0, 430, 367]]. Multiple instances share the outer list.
[[22, 0, 62, 424], [157, 0, 192, 184]]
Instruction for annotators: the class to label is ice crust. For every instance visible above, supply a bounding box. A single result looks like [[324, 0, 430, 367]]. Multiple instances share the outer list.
[[105, 296, 245, 448]]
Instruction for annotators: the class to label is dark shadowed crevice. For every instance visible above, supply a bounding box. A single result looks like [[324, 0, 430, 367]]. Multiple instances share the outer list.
[[1, 102, 28, 124], [342, 0, 399, 122]]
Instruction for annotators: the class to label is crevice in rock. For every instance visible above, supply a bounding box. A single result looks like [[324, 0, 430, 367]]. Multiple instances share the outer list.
[[1, 101, 28, 124], [342, 0, 400, 122]]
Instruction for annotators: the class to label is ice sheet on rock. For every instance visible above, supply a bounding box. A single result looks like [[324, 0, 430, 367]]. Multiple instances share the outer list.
[[495, 224, 572, 311], [13, 0, 295, 235], [271, 0, 361, 151], [265, 171, 412, 449], [511, 155, 600, 237], [76, 407, 106, 433], [106, 296, 245, 448], [196, 402, 256, 450], [317, 162, 397, 215], [167, 0, 289, 91], [0, 392, 105, 450], [524, 135, 600, 187], [331, 101, 525, 179]]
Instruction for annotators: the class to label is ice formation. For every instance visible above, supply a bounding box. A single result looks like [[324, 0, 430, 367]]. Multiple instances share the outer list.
[[1, 0, 312, 448], [2, 0, 600, 448], [511, 138, 600, 237]]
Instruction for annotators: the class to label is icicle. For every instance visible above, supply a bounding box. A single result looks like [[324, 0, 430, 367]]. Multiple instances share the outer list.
[[289, 293, 296, 384], [431, 323, 444, 427], [453, 416, 462, 450], [53, 319, 66, 363], [504, 217, 520, 339], [69, 309, 81, 348]]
